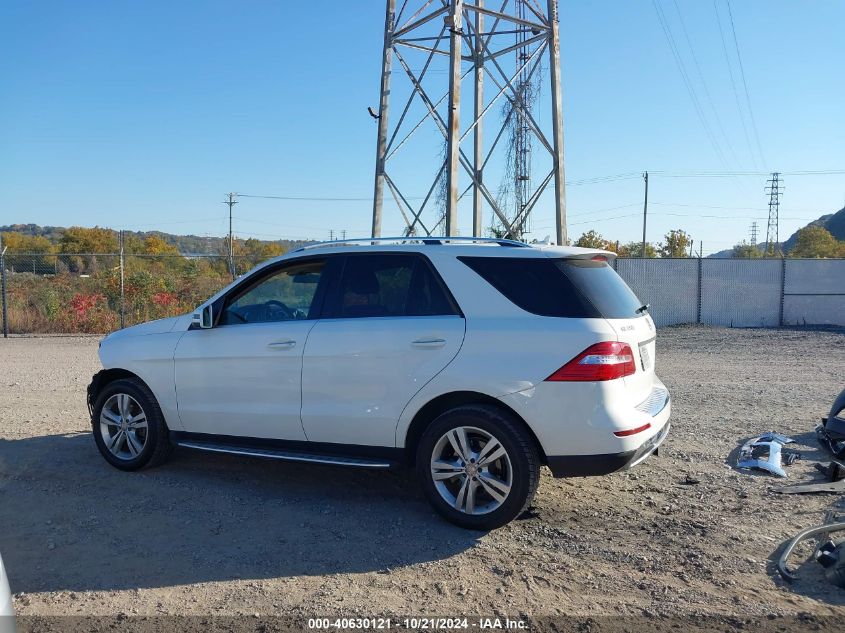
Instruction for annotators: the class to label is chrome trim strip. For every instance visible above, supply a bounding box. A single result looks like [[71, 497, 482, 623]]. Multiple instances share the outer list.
[[176, 441, 393, 469], [635, 386, 670, 417]]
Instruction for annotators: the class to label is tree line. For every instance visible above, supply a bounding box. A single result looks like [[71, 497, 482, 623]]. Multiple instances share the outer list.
[[573, 226, 845, 258]]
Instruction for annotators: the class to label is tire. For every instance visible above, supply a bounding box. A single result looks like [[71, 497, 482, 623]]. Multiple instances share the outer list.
[[416, 404, 540, 530], [91, 378, 172, 471]]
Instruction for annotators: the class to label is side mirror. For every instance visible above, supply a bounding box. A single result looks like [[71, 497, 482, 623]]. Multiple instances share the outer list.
[[191, 304, 214, 329]]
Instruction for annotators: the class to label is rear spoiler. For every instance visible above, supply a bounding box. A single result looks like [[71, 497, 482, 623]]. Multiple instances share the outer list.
[[562, 248, 617, 262]]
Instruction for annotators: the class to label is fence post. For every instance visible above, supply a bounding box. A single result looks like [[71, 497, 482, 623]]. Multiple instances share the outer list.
[[119, 231, 126, 329], [1, 244, 8, 338], [696, 255, 703, 324], [779, 257, 786, 327]]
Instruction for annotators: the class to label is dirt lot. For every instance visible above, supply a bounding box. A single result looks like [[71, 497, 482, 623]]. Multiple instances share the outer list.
[[1, 326, 844, 625]]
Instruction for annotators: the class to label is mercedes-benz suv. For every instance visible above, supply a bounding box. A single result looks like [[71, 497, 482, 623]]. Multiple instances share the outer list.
[[88, 237, 670, 529]]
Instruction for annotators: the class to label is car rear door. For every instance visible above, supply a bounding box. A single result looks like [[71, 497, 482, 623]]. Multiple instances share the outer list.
[[300, 252, 465, 447]]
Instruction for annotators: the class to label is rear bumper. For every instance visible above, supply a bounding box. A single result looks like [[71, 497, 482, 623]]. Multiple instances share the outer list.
[[547, 421, 670, 478]]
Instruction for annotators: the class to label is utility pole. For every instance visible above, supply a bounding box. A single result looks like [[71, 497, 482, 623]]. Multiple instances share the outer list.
[[371, 0, 568, 242], [223, 192, 238, 279], [340, 229, 347, 241], [641, 171, 649, 257], [329, 229, 334, 242], [764, 172, 783, 257]]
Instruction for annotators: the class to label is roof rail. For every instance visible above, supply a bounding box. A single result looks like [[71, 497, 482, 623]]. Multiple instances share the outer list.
[[290, 236, 530, 253]]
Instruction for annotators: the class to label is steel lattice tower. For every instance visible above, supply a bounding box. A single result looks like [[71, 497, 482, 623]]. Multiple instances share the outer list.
[[371, 0, 568, 243], [764, 172, 783, 256], [749, 221, 757, 247]]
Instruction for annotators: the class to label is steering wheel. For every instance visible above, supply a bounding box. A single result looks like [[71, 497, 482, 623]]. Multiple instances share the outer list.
[[265, 299, 295, 320]]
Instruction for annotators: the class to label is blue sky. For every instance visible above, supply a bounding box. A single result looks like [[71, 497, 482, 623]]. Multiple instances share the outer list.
[[1, 1, 843, 255]]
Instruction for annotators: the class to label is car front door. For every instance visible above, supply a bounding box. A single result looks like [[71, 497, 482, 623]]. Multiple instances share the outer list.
[[174, 257, 330, 440], [300, 253, 465, 447]]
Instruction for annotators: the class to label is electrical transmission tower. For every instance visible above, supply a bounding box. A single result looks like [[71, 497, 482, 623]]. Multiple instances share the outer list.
[[749, 221, 758, 247], [495, 0, 541, 239], [371, 0, 568, 244], [764, 172, 783, 257]]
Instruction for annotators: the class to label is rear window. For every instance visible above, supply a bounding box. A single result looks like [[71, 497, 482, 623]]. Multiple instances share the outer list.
[[459, 256, 644, 319]]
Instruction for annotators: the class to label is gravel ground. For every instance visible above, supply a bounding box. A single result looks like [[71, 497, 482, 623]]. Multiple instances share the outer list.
[[1, 326, 844, 626]]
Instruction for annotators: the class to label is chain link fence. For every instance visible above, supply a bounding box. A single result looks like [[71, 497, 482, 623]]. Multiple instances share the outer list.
[[617, 257, 845, 328], [1, 253, 844, 335], [0, 252, 255, 335]]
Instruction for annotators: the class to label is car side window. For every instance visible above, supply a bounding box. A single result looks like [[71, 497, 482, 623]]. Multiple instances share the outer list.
[[334, 254, 457, 319], [219, 260, 325, 326]]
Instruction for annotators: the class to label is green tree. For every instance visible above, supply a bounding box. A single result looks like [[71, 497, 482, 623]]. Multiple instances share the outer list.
[[790, 226, 839, 258], [59, 226, 118, 253], [732, 242, 762, 258], [574, 230, 609, 249], [143, 235, 179, 255], [0, 232, 54, 253], [658, 229, 693, 258], [619, 241, 657, 258]]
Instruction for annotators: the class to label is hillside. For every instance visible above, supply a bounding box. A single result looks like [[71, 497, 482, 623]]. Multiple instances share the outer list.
[[782, 205, 845, 252], [707, 204, 845, 258], [0, 223, 305, 255]]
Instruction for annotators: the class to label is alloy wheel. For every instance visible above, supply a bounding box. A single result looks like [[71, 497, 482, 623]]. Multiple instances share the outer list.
[[99, 393, 148, 460], [430, 426, 513, 515]]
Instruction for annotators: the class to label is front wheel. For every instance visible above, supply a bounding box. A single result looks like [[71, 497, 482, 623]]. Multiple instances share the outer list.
[[91, 378, 171, 471], [416, 405, 540, 530]]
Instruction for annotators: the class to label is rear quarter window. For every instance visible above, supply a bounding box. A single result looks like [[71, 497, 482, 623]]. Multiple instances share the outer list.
[[459, 256, 644, 319]]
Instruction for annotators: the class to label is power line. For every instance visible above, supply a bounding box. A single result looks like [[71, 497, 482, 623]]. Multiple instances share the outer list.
[[651, 0, 732, 173], [713, 0, 758, 170], [236, 173, 644, 205], [725, 0, 767, 168], [651, 201, 824, 214], [651, 169, 845, 177], [671, 0, 743, 171]]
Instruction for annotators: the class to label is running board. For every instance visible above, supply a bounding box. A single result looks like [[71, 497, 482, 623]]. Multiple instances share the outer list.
[[175, 440, 396, 469]]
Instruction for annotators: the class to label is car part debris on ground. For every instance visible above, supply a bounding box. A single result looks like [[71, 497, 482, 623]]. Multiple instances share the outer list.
[[775, 460, 845, 494], [737, 432, 800, 478], [817, 388, 845, 459], [777, 521, 845, 583], [815, 540, 845, 588]]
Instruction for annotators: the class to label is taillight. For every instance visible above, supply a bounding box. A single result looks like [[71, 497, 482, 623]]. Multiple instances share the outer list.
[[591, 255, 608, 262], [545, 341, 636, 382]]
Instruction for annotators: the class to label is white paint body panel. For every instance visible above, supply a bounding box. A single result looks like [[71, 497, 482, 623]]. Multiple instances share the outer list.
[[0, 553, 15, 632], [301, 315, 465, 445], [98, 316, 187, 431], [173, 321, 316, 439]]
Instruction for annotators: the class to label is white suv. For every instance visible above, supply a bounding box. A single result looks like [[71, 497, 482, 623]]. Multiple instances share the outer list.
[[88, 238, 670, 529]]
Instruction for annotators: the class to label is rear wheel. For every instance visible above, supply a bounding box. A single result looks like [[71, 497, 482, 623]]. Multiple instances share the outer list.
[[91, 378, 171, 471], [416, 405, 540, 530]]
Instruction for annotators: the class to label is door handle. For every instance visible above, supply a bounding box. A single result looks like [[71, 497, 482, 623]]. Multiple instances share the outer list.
[[411, 338, 446, 348], [268, 340, 296, 350]]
